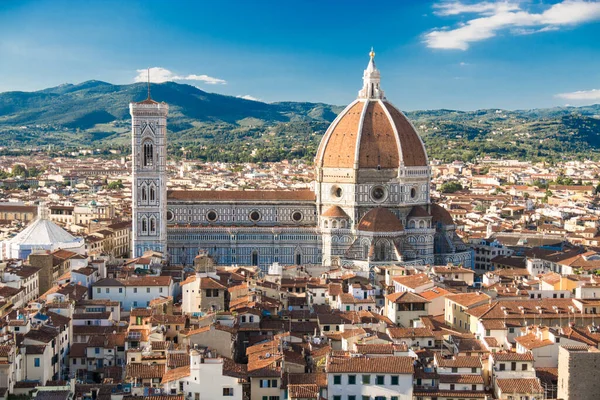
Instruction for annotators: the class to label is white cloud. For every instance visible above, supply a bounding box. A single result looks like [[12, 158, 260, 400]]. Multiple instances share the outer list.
[[236, 94, 261, 102], [459, 61, 469, 66], [555, 89, 600, 101], [134, 67, 226, 85], [434, 1, 520, 16], [425, 1, 600, 50], [183, 74, 227, 85]]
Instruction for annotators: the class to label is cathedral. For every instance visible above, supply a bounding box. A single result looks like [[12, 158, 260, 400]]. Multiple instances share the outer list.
[[130, 51, 472, 275]]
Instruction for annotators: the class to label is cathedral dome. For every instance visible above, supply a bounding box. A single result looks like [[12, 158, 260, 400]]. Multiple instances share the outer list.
[[2, 205, 85, 260], [430, 203, 455, 225], [315, 50, 428, 170], [357, 207, 404, 233], [322, 206, 349, 218]]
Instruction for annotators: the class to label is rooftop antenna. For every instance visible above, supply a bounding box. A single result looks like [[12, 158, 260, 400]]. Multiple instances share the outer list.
[[147, 67, 151, 100]]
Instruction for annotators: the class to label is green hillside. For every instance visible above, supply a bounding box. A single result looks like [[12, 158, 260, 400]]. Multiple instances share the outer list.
[[0, 80, 599, 163]]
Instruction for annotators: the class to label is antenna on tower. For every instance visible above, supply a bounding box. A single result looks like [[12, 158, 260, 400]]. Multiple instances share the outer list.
[[147, 67, 151, 100]]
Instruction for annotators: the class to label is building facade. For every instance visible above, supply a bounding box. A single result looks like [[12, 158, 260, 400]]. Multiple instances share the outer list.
[[131, 51, 473, 275]]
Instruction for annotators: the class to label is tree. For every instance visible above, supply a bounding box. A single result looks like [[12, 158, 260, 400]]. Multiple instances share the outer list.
[[440, 181, 463, 193], [11, 164, 28, 177], [107, 180, 124, 190], [475, 202, 487, 212]]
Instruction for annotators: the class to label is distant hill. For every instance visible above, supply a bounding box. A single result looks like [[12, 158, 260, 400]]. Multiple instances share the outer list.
[[0, 80, 599, 163]]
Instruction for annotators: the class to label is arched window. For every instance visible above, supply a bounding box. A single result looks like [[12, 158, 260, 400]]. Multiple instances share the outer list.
[[341, 220, 346, 229], [296, 253, 301, 265], [149, 185, 156, 202], [409, 220, 415, 229], [332, 220, 338, 229], [419, 220, 425, 228], [141, 217, 148, 234], [141, 185, 148, 202], [251, 251, 258, 266], [143, 141, 154, 167], [150, 217, 156, 235], [375, 240, 391, 261], [324, 220, 329, 228]]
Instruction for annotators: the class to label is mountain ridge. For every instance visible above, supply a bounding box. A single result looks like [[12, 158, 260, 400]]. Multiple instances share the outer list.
[[0, 80, 599, 163]]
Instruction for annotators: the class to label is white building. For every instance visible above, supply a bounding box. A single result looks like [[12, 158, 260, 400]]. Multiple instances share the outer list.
[[92, 276, 173, 310], [327, 355, 413, 400], [1, 263, 40, 304], [1, 205, 85, 260], [161, 350, 243, 400]]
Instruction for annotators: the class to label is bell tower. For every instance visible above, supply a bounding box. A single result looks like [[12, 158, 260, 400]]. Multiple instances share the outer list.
[[130, 79, 169, 257]]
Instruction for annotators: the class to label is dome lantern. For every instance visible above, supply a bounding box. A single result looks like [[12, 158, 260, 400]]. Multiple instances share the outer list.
[[358, 48, 384, 100]]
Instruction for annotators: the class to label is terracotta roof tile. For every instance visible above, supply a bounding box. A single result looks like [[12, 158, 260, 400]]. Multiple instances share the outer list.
[[434, 354, 482, 368], [431, 203, 455, 225], [383, 101, 427, 167], [439, 374, 484, 384], [491, 351, 534, 362], [317, 101, 364, 168], [386, 291, 429, 304], [391, 273, 431, 289], [321, 206, 349, 218], [447, 292, 490, 308], [326, 355, 413, 374], [125, 364, 166, 379], [161, 365, 190, 384], [387, 327, 434, 339], [358, 101, 400, 169], [496, 378, 543, 394], [357, 207, 404, 232]]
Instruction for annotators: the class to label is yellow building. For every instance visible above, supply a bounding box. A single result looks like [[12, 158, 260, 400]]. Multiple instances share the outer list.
[[445, 292, 491, 332], [0, 204, 36, 223]]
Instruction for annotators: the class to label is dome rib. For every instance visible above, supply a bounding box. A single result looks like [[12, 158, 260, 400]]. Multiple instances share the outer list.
[[315, 54, 428, 170], [317, 101, 364, 169], [316, 99, 428, 170], [382, 102, 428, 167], [358, 101, 399, 169]]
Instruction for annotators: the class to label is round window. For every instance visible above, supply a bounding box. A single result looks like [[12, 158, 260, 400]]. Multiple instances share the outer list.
[[371, 186, 385, 201], [206, 210, 218, 222], [332, 186, 343, 199], [411, 188, 417, 199], [249, 211, 261, 222], [292, 211, 303, 222], [166, 210, 174, 221]]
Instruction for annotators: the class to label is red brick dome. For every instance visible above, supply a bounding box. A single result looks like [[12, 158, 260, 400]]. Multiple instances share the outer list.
[[357, 207, 404, 233], [315, 99, 428, 170], [316, 51, 428, 171]]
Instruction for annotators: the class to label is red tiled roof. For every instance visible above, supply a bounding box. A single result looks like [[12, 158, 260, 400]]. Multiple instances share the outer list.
[[386, 291, 429, 304], [322, 206, 349, 218], [357, 207, 404, 232], [496, 378, 543, 394], [326, 355, 413, 374]]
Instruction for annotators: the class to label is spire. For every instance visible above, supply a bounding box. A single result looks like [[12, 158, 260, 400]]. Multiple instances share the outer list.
[[358, 48, 385, 100], [136, 68, 158, 104]]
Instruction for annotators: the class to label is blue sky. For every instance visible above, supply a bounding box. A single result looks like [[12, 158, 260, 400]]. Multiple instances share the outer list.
[[0, 0, 599, 110]]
